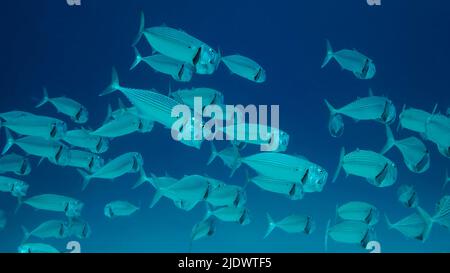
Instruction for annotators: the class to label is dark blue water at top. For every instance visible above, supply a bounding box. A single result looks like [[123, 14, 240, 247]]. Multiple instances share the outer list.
[[0, 0, 449, 253]]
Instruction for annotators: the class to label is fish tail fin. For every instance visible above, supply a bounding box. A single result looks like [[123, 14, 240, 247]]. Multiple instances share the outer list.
[[132, 11, 145, 47], [324, 219, 331, 252], [21, 226, 31, 244], [332, 147, 345, 183], [2, 128, 15, 155], [35, 87, 49, 108], [149, 189, 162, 208], [207, 142, 218, 165], [321, 39, 334, 68], [77, 169, 92, 191], [384, 214, 394, 229], [203, 203, 213, 221], [324, 99, 337, 116], [417, 206, 433, 242], [132, 168, 151, 189], [130, 47, 143, 71], [264, 213, 276, 239], [443, 169, 450, 190], [99, 67, 121, 96], [381, 125, 396, 154]]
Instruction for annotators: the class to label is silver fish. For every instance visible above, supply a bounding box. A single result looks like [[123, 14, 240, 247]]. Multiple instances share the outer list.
[[381, 126, 430, 173], [63, 128, 110, 154], [398, 105, 434, 133], [265, 213, 315, 238], [333, 148, 397, 187], [65, 149, 104, 173], [0, 176, 29, 204], [18, 243, 59, 253], [130, 49, 194, 82], [423, 113, 450, 158], [92, 111, 154, 138], [241, 153, 328, 192], [325, 220, 374, 251], [328, 113, 344, 138], [23, 194, 84, 218], [336, 201, 379, 225], [207, 143, 242, 177], [133, 12, 220, 74], [385, 207, 433, 242], [191, 219, 215, 241], [432, 195, 450, 229], [247, 174, 304, 199], [0, 113, 67, 140], [66, 219, 91, 239], [221, 54, 266, 83], [0, 153, 31, 176], [2, 129, 69, 166], [169, 87, 224, 110], [204, 205, 250, 225], [397, 185, 419, 208], [77, 152, 143, 190], [324, 91, 396, 126], [22, 220, 69, 242], [104, 201, 139, 218], [36, 87, 88, 124], [321, 40, 376, 80], [205, 183, 246, 208]]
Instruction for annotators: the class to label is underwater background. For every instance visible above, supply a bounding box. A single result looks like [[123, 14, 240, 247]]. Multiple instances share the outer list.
[[0, 0, 449, 253]]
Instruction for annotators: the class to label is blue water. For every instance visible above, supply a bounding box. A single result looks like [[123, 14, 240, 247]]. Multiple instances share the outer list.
[[0, 0, 449, 253]]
